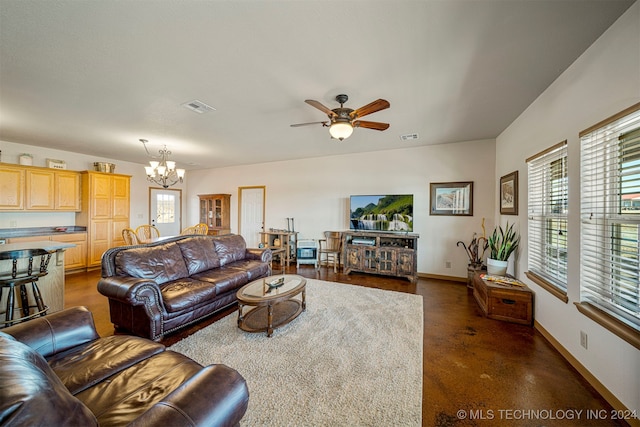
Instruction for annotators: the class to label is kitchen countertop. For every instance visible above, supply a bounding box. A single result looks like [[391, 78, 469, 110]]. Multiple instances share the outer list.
[[0, 226, 87, 239], [0, 240, 76, 252]]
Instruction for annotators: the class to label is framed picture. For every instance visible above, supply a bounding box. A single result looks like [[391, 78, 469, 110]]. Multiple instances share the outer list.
[[500, 171, 518, 215], [430, 182, 473, 216]]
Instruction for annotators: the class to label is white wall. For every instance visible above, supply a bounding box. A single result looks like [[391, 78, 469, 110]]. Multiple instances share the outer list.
[[496, 2, 639, 413], [0, 140, 186, 230], [186, 140, 496, 277]]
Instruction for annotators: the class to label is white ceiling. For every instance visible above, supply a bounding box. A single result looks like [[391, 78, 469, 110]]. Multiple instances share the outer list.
[[0, 0, 635, 170]]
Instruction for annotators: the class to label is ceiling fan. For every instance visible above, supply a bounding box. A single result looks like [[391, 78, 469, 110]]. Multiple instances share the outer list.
[[290, 94, 390, 141]]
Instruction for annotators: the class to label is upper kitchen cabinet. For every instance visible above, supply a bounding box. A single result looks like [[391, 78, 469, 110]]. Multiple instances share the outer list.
[[0, 164, 24, 210], [0, 163, 81, 212]]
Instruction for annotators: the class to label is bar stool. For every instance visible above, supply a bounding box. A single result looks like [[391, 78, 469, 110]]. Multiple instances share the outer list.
[[0, 248, 52, 327]]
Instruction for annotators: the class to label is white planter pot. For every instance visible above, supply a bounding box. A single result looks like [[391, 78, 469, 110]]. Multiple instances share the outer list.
[[486, 258, 508, 276]]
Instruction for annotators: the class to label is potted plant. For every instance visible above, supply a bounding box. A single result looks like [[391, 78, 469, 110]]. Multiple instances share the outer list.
[[457, 233, 489, 288], [486, 222, 520, 276]]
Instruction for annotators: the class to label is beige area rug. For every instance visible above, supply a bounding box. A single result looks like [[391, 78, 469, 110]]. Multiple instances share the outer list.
[[169, 279, 423, 426]]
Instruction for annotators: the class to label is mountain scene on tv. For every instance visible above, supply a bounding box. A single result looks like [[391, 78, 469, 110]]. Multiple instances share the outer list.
[[350, 195, 413, 232]]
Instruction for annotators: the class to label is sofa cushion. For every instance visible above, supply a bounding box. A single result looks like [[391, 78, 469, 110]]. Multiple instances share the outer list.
[[0, 332, 98, 426], [213, 234, 247, 266], [47, 335, 166, 395], [192, 267, 250, 295], [160, 278, 218, 313], [115, 242, 189, 285], [176, 236, 221, 275], [226, 259, 270, 281]]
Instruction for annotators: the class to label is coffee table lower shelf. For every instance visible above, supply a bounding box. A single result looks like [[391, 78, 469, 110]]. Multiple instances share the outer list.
[[238, 299, 303, 336]]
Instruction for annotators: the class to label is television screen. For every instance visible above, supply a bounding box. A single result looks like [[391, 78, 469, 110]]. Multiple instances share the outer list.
[[349, 194, 413, 232]]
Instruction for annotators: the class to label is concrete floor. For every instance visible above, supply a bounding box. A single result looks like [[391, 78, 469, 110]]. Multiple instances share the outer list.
[[65, 265, 626, 427]]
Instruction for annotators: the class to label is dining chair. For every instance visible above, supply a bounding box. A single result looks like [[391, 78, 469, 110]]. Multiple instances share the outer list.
[[194, 223, 209, 235], [181, 223, 209, 235], [122, 228, 139, 245], [317, 231, 343, 273], [135, 225, 160, 242]]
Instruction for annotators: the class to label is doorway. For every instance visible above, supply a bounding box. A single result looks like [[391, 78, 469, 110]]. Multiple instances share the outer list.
[[149, 188, 182, 237], [239, 186, 265, 248]]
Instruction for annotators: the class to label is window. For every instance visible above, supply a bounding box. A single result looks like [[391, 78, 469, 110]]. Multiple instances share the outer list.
[[156, 193, 176, 224], [579, 103, 640, 348], [526, 141, 569, 302]]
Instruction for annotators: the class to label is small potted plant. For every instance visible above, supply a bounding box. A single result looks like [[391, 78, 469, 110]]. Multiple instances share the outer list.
[[486, 222, 520, 276], [457, 233, 489, 288]]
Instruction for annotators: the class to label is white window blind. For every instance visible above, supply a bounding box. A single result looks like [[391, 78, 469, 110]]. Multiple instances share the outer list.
[[580, 104, 640, 332], [527, 141, 568, 293]]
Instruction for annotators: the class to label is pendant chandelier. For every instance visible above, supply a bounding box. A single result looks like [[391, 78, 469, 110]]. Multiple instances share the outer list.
[[141, 140, 185, 188]]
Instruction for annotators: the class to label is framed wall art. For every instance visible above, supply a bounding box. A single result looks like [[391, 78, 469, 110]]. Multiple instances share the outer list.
[[430, 181, 473, 216], [500, 171, 518, 215]]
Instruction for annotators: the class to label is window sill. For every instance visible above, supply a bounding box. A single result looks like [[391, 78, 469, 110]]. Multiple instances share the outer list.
[[574, 302, 640, 351], [525, 271, 568, 303]]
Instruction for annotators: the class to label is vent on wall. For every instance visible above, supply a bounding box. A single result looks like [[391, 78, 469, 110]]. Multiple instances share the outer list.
[[182, 100, 216, 114], [400, 133, 419, 141]]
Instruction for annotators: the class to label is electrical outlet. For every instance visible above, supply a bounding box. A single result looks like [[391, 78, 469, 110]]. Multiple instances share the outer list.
[[9, 220, 17, 228], [580, 331, 588, 349], [445, 261, 452, 269]]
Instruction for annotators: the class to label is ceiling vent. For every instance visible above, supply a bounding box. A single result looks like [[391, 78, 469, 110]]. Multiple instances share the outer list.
[[400, 133, 419, 141], [182, 100, 216, 114]]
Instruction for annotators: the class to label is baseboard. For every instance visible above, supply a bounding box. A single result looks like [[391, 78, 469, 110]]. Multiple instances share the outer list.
[[418, 272, 466, 283], [534, 320, 638, 427]]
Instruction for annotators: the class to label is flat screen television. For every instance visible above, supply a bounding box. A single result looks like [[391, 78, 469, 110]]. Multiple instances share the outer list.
[[349, 194, 413, 232]]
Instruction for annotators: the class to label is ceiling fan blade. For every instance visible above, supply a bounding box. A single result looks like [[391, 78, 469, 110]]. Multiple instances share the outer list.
[[350, 99, 390, 119], [353, 120, 390, 131], [290, 121, 329, 128], [305, 100, 337, 117]]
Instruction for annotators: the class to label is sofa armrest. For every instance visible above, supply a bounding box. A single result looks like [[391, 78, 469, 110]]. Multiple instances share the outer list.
[[246, 247, 272, 264], [97, 276, 163, 307], [1, 306, 100, 358], [128, 364, 249, 427]]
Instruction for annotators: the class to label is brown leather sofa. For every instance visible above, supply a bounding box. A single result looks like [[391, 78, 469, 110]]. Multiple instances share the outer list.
[[98, 234, 272, 341], [0, 306, 249, 426]]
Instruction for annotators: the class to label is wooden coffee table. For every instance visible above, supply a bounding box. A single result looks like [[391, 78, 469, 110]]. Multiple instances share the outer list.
[[236, 274, 306, 337]]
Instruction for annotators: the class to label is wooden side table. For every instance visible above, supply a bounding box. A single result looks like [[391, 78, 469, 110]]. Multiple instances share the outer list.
[[472, 273, 533, 326]]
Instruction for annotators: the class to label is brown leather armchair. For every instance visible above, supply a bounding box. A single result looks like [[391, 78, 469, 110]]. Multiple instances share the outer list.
[[0, 306, 249, 426]]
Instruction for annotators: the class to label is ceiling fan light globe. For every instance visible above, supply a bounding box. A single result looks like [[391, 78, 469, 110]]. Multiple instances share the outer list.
[[329, 122, 353, 140]]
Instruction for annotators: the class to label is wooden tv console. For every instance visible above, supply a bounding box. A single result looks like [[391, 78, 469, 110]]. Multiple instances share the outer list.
[[342, 231, 419, 283]]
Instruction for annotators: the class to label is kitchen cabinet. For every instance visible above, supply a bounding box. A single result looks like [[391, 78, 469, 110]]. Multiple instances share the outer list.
[[0, 163, 80, 212], [198, 194, 231, 235], [76, 171, 130, 269]]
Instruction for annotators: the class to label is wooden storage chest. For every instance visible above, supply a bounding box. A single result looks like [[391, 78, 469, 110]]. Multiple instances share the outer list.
[[473, 273, 533, 325]]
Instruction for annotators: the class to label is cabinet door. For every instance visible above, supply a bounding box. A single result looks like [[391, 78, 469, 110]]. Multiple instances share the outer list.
[[0, 166, 24, 210], [377, 248, 397, 274], [363, 247, 379, 272], [397, 250, 415, 277], [111, 175, 130, 219], [345, 246, 363, 270], [91, 173, 112, 219], [111, 219, 129, 247], [50, 233, 87, 270], [89, 220, 111, 267], [25, 169, 55, 210], [55, 171, 81, 210]]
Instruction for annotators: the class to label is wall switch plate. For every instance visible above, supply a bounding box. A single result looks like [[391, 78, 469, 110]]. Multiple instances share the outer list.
[[580, 331, 588, 349]]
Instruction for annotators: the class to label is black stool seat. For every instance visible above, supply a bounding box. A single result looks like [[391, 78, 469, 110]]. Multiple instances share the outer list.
[[0, 248, 53, 327]]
